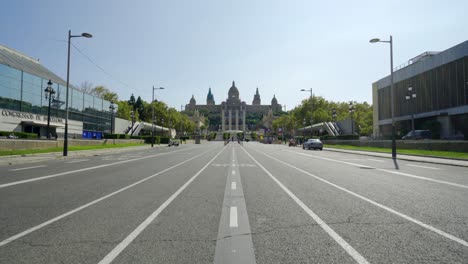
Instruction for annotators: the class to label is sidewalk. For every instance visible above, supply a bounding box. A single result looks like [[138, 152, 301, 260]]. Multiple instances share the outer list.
[[0, 144, 166, 166], [324, 147, 468, 167]]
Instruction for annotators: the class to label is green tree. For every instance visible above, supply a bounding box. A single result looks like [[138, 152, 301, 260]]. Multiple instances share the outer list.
[[128, 94, 136, 110]]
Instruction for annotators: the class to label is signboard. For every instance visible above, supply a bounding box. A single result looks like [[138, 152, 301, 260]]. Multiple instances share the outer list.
[[1, 109, 63, 124]]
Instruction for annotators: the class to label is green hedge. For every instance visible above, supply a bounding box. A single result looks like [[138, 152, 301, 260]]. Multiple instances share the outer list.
[[321, 135, 359, 140], [208, 133, 217, 141], [0, 131, 38, 139], [250, 132, 257, 140], [139, 136, 170, 144], [104, 134, 130, 139]]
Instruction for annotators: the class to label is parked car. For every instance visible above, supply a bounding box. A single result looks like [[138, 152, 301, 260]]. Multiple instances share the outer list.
[[168, 140, 180, 146], [302, 138, 323, 150], [402, 130, 432, 140], [288, 139, 297, 147]]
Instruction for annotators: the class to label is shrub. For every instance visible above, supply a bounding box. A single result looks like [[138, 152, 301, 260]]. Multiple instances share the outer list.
[[142, 136, 159, 144], [159, 137, 170, 144], [336, 135, 359, 140], [104, 134, 130, 139], [0, 131, 38, 139]]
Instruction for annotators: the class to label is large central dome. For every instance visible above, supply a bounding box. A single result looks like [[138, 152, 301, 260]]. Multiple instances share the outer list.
[[228, 81, 239, 99]]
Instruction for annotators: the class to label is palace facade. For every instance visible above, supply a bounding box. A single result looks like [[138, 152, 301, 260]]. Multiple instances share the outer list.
[[186, 81, 282, 131]]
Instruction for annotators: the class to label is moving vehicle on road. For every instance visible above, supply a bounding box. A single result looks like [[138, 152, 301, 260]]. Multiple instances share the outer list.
[[288, 139, 297, 147], [402, 130, 432, 140], [302, 138, 323, 150], [168, 140, 179, 147]]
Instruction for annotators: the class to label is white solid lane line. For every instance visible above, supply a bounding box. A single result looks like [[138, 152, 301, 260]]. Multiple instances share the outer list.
[[284, 149, 468, 189], [97, 147, 226, 264], [229, 206, 238, 227], [231, 182, 237, 190], [9, 165, 46, 171], [243, 147, 369, 264], [65, 159, 89, 164], [407, 164, 441, 170], [367, 159, 384, 162], [0, 148, 214, 248], [259, 148, 468, 248], [0, 147, 197, 189]]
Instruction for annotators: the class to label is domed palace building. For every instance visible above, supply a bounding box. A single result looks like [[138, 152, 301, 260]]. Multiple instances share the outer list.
[[186, 81, 282, 131]]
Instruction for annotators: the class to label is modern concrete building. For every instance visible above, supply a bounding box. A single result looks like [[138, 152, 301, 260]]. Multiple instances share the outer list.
[[0, 44, 113, 139], [372, 40, 468, 139], [186, 81, 282, 131]]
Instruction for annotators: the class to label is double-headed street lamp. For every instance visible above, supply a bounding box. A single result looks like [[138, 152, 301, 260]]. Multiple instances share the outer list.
[[348, 102, 355, 135], [370, 35, 396, 159], [332, 108, 337, 123], [405, 86, 416, 132], [109, 101, 115, 134], [64, 30, 92, 156], [152, 86, 165, 148], [44, 80, 55, 139]]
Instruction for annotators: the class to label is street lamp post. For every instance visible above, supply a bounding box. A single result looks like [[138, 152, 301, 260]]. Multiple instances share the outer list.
[[310, 118, 313, 138], [348, 102, 355, 135], [301, 88, 313, 137], [370, 35, 396, 159], [109, 101, 115, 134], [130, 110, 135, 135], [405, 86, 416, 132], [161, 118, 164, 143], [64, 30, 92, 156], [152, 86, 165, 148], [44, 80, 55, 139], [302, 118, 306, 141]]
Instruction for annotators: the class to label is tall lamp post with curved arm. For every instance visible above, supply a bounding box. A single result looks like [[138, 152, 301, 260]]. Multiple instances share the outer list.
[[64, 30, 92, 156], [152, 86, 165, 148], [370, 35, 396, 159]]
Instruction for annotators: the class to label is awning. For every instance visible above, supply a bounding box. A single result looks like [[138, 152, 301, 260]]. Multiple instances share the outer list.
[[22, 120, 65, 128]]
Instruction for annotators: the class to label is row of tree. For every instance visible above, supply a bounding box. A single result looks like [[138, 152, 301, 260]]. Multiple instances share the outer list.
[[271, 96, 373, 136], [79, 82, 197, 133]]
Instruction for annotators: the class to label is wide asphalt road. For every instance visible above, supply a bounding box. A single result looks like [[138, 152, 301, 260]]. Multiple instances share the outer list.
[[0, 142, 467, 263]]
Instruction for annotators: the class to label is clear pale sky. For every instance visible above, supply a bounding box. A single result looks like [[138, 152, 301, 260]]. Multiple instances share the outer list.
[[2, 0, 467, 110]]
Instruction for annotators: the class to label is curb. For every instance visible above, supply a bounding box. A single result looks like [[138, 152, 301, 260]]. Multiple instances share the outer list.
[[0, 145, 164, 166], [324, 147, 468, 168]]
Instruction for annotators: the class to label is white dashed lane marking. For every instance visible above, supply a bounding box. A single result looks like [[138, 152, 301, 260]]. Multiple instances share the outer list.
[[65, 159, 89, 164], [9, 165, 46, 171], [367, 159, 384, 162], [407, 164, 441, 170], [229, 207, 238, 227]]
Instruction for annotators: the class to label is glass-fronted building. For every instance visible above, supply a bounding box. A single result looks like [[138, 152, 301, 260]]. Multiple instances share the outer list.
[[372, 40, 468, 139], [0, 44, 112, 138]]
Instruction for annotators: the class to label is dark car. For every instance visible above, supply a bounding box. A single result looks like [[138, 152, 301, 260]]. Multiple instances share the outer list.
[[402, 130, 432, 140], [302, 138, 323, 150], [168, 140, 180, 147]]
